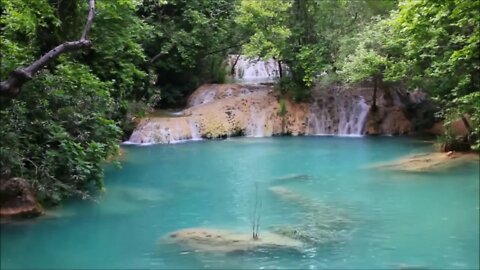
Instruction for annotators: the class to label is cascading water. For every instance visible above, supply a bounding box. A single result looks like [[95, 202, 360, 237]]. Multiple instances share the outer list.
[[188, 119, 201, 140], [125, 117, 201, 145], [306, 88, 370, 136], [246, 109, 267, 137], [189, 89, 217, 107], [228, 55, 286, 83]]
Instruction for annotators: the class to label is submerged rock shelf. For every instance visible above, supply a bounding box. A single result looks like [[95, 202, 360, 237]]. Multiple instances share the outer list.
[[370, 151, 480, 172], [164, 228, 303, 253]]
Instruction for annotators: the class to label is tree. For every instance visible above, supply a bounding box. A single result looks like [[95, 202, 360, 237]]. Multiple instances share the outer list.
[[342, 49, 386, 111], [139, 0, 240, 108], [0, 0, 96, 97], [389, 0, 479, 149], [236, 0, 397, 100], [0, 0, 148, 203], [339, 19, 394, 111], [236, 0, 292, 80], [340, 0, 479, 149]]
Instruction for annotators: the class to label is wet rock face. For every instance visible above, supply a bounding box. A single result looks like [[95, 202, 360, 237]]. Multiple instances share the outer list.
[[365, 106, 412, 135], [127, 84, 439, 144], [128, 84, 310, 144], [363, 88, 440, 136], [0, 178, 43, 219]]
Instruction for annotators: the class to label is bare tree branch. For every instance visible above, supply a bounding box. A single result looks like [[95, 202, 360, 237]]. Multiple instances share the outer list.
[[0, 0, 96, 97], [81, 0, 95, 40]]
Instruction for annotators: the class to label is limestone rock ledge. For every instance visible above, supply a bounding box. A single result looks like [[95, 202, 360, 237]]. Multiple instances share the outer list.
[[128, 83, 437, 144], [129, 84, 309, 144]]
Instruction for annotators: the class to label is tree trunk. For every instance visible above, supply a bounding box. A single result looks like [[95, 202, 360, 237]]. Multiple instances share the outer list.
[[278, 60, 283, 78], [230, 54, 241, 76], [461, 115, 472, 134], [371, 76, 378, 111], [0, 0, 96, 97]]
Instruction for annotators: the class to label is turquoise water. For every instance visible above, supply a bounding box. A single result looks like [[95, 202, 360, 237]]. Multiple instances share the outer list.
[[1, 137, 479, 269]]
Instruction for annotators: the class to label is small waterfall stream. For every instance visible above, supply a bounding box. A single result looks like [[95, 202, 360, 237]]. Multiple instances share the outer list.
[[306, 88, 370, 136], [188, 119, 201, 140], [228, 55, 286, 83], [189, 89, 217, 107], [246, 109, 267, 137]]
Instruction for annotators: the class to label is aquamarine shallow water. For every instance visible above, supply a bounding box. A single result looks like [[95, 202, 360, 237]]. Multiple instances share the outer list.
[[1, 137, 479, 269]]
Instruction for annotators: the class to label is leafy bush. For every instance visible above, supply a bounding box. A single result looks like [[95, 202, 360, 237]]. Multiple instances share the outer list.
[[277, 77, 310, 102], [0, 63, 121, 203]]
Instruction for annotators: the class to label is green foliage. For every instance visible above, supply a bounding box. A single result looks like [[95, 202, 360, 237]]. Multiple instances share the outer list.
[[341, 0, 480, 149], [0, 0, 241, 203], [236, 0, 396, 97], [0, 62, 121, 202], [445, 92, 480, 150], [139, 0, 239, 107], [340, 0, 479, 149], [296, 45, 329, 87], [88, 0, 149, 101], [278, 77, 309, 102], [236, 0, 292, 60], [0, 0, 52, 77], [341, 47, 387, 83], [388, 0, 479, 96], [0, 0, 144, 203]]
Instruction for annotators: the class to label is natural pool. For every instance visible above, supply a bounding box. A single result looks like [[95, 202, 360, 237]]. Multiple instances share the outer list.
[[1, 137, 479, 269]]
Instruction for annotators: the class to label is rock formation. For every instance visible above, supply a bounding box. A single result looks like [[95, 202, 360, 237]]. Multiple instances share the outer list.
[[164, 227, 303, 253], [0, 177, 43, 220], [127, 84, 310, 144], [126, 82, 438, 144], [268, 186, 352, 245], [369, 151, 480, 172]]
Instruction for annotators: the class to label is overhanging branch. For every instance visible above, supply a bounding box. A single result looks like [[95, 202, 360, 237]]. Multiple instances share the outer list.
[[0, 0, 96, 97]]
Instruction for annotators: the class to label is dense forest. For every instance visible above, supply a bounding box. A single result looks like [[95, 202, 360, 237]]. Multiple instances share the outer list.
[[1, 0, 478, 204]]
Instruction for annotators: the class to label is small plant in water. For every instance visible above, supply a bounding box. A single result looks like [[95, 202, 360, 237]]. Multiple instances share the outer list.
[[251, 182, 262, 240]]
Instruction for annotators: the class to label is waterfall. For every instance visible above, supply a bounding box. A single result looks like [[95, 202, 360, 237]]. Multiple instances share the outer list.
[[188, 119, 201, 140], [228, 55, 287, 83], [246, 109, 266, 137], [126, 121, 157, 145], [306, 90, 370, 136], [125, 117, 203, 145]]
